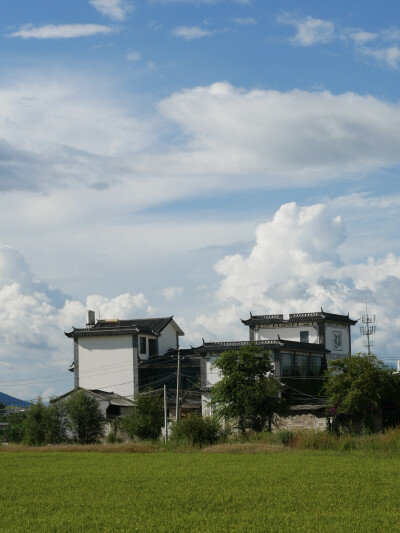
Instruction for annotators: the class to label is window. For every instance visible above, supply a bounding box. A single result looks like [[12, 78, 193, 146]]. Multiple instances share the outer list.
[[149, 339, 157, 356], [300, 331, 309, 343], [310, 356, 322, 376], [296, 355, 308, 377], [140, 337, 147, 354], [281, 353, 292, 376]]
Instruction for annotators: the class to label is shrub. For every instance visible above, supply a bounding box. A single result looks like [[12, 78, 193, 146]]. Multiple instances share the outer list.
[[66, 390, 106, 444], [120, 390, 163, 441], [273, 430, 292, 446], [6, 423, 25, 443], [170, 414, 222, 447], [46, 401, 69, 444], [23, 397, 48, 446]]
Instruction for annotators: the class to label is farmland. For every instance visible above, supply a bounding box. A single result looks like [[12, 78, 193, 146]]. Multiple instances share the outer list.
[[1, 448, 400, 532]]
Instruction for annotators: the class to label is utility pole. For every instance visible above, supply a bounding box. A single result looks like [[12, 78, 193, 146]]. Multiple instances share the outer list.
[[175, 349, 181, 422], [164, 384, 168, 443]]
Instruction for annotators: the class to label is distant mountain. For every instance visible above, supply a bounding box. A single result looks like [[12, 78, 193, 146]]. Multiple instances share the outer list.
[[0, 392, 30, 408]]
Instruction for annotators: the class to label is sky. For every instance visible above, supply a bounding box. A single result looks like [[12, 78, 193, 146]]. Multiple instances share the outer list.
[[1, 0, 400, 400]]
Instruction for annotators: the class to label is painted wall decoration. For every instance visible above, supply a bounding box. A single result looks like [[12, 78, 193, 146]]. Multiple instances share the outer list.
[[332, 330, 343, 351]]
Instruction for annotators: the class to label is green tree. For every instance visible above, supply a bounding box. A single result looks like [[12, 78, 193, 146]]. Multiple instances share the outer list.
[[23, 397, 48, 445], [170, 413, 222, 447], [121, 390, 163, 441], [65, 389, 106, 444], [323, 353, 400, 431], [210, 345, 286, 432], [46, 401, 69, 444]]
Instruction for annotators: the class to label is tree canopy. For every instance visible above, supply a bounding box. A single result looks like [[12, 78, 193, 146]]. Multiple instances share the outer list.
[[210, 345, 286, 432], [121, 390, 164, 441], [65, 389, 106, 444], [323, 353, 400, 429]]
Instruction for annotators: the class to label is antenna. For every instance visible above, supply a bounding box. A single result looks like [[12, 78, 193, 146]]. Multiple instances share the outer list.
[[360, 299, 376, 355]]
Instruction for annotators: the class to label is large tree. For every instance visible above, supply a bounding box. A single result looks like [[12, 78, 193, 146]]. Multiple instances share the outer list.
[[121, 390, 164, 441], [323, 353, 400, 430], [66, 389, 106, 444], [210, 345, 286, 432]]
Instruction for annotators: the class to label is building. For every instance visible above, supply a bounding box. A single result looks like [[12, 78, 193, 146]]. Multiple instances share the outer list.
[[242, 309, 356, 361], [198, 309, 357, 420], [65, 311, 185, 398], [52, 388, 134, 420]]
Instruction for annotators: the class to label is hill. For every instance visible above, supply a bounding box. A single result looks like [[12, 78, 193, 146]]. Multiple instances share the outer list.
[[0, 392, 30, 408]]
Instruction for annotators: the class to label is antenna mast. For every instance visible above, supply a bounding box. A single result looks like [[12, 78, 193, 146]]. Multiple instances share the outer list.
[[360, 299, 376, 355]]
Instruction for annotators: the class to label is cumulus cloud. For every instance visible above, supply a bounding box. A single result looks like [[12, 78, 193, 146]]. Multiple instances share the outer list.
[[186, 203, 400, 359], [0, 243, 153, 398], [158, 82, 400, 181], [10, 24, 114, 39], [2, 75, 400, 197], [171, 26, 212, 40], [161, 286, 184, 301], [90, 0, 133, 20], [278, 13, 335, 46]]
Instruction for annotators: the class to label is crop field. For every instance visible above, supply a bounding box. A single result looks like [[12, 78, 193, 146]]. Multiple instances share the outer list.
[[1, 449, 400, 532]]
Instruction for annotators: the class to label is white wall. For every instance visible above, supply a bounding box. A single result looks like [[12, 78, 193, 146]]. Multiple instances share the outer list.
[[205, 355, 222, 386], [158, 323, 179, 354], [201, 393, 212, 417], [325, 323, 350, 359], [78, 335, 134, 397], [257, 325, 318, 343]]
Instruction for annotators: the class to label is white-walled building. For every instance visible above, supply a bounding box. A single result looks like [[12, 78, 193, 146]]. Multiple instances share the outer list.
[[199, 309, 357, 416], [65, 312, 184, 398]]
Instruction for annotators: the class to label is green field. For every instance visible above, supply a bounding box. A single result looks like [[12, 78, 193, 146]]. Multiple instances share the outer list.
[[1, 450, 400, 532]]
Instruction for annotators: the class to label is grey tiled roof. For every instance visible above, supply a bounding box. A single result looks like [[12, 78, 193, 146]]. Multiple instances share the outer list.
[[242, 309, 357, 326], [197, 339, 330, 354], [65, 316, 184, 338]]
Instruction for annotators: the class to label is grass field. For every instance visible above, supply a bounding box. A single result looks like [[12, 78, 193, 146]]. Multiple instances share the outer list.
[[1, 448, 400, 532]]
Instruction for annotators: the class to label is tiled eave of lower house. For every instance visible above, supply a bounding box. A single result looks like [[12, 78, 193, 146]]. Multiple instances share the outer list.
[[197, 339, 330, 355]]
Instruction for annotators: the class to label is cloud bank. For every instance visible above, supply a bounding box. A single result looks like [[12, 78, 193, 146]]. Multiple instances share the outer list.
[[188, 203, 400, 359]]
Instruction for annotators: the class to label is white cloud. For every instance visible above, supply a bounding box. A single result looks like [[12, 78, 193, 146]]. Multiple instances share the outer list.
[[186, 202, 400, 360], [278, 15, 400, 70], [171, 26, 211, 40], [10, 24, 114, 39], [0, 243, 154, 398], [161, 286, 184, 301], [157, 82, 400, 182], [2, 75, 400, 196], [278, 13, 335, 46], [90, 0, 133, 20], [233, 18, 257, 25], [126, 50, 141, 61], [358, 45, 400, 69]]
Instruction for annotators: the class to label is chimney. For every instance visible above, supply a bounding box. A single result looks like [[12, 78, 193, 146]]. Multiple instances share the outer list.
[[86, 310, 95, 326]]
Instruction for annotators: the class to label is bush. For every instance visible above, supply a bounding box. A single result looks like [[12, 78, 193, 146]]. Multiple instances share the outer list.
[[23, 397, 48, 446], [66, 389, 106, 444], [120, 391, 163, 441], [46, 401, 69, 444], [170, 414, 222, 447], [6, 423, 25, 443], [273, 430, 292, 446]]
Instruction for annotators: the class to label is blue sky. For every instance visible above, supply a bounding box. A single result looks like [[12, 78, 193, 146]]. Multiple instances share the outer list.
[[0, 0, 400, 400]]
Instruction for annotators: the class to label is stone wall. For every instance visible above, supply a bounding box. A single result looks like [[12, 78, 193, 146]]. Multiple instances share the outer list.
[[275, 411, 327, 431]]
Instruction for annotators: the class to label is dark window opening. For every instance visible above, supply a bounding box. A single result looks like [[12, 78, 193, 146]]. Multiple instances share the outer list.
[[106, 405, 121, 419], [300, 331, 309, 343], [140, 337, 147, 354], [149, 339, 157, 356]]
